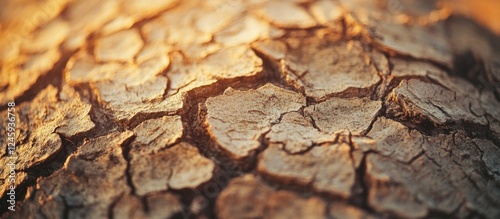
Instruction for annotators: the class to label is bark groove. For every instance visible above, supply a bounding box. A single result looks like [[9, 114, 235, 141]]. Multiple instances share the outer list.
[[1, 0, 500, 218]]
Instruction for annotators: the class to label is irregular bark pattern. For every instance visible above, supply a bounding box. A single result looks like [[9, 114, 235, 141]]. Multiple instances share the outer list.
[[279, 39, 382, 101], [1, 0, 500, 219], [204, 84, 305, 161], [258, 143, 356, 199], [216, 174, 327, 219], [8, 132, 134, 219], [266, 112, 336, 154], [0, 85, 94, 196], [304, 97, 381, 135], [129, 142, 215, 195], [387, 79, 487, 127]]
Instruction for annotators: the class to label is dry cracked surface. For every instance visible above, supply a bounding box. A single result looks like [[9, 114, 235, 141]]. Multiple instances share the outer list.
[[1, 0, 500, 218]]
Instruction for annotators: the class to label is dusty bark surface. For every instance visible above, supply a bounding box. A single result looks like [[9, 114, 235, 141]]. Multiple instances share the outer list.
[[1, 0, 500, 218]]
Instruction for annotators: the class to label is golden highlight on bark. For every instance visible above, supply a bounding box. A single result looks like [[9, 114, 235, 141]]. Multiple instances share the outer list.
[[0, 0, 499, 218]]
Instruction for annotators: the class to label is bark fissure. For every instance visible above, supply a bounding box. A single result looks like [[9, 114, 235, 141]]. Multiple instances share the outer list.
[[2, 0, 500, 218]]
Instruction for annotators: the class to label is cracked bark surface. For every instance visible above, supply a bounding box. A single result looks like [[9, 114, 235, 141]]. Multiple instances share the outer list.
[[1, 0, 500, 218], [216, 174, 327, 219]]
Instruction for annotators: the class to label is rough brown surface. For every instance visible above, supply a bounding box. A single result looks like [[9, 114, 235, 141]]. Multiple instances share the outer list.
[[205, 84, 305, 162], [1, 0, 500, 219], [258, 143, 356, 198], [216, 174, 327, 219]]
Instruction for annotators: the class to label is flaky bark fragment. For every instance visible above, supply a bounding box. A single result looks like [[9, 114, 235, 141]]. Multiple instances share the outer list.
[[266, 112, 335, 154], [9, 132, 134, 219], [304, 97, 381, 135], [167, 46, 263, 94], [387, 79, 487, 126], [92, 76, 170, 121], [216, 174, 327, 219], [95, 29, 144, 63], [366, 117, 424, 162], [368, 20, 453, 67], [131, 115, 183, 154], [205, 83, 305, 161], [0, 85, 94, 196], [258, 143, 355, 198], [341, 1, 454, 66], [281, 39, 381, 100], [129, 142, 214, 196]]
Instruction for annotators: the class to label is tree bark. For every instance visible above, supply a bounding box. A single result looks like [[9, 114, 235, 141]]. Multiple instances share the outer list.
[[1, 0, 500, 218]]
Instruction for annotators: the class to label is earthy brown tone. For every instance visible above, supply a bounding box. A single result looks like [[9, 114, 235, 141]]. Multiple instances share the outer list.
[[1, 0, 500, 219]]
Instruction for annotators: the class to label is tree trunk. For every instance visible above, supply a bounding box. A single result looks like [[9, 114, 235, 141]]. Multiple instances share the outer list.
[[1, 0, 500, 218]]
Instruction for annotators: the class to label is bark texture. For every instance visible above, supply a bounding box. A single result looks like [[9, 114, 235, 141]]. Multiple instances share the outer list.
[[1, 0, 500, 218]]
